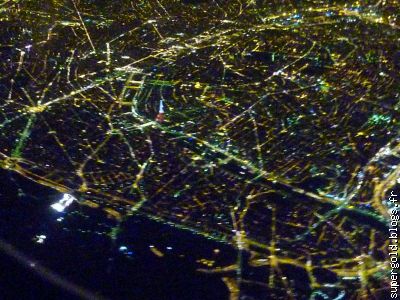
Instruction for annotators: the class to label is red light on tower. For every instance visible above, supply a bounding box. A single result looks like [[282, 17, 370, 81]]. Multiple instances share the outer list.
[[156, 100, 165, 123]]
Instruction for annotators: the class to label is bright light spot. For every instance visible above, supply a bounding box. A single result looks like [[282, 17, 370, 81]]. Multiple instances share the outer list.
[[51, 194, 76, 212], [119, 246, 128, 252], [51, 203, 65, 212], [35, 234, 46, 244]]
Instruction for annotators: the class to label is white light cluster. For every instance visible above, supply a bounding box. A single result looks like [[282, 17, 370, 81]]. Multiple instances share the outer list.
[[51, 194, 76, 212]]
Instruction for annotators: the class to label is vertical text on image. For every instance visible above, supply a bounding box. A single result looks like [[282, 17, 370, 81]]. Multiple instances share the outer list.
[[389, 191, 399, 299]]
